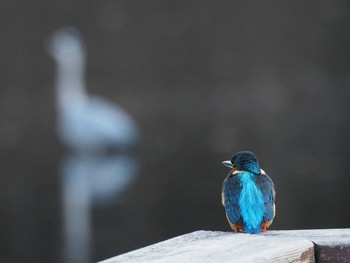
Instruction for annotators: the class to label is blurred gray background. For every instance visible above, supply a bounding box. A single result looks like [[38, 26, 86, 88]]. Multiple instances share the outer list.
[[1, 0, 350, 262]]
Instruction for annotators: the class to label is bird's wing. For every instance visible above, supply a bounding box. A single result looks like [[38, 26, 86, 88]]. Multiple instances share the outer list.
[[222, 174, 242, 224], [254, 174, 275, 222]]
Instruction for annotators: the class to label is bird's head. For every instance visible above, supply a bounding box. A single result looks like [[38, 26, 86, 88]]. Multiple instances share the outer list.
[[47, 26, 86, 66], [222, 151, 261, 174]]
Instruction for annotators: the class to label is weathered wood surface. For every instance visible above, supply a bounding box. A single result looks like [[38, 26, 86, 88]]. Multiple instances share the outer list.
[[99, 230, 314, 263], [265, 229, 350, 262]]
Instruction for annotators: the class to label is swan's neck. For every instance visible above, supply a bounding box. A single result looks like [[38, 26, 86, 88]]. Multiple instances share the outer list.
[[55, 59, 88, 112]]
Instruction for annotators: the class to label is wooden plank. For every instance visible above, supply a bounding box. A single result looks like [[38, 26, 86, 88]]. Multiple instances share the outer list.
[[99, 230, 314, 263], [265, 229, 350, 263]]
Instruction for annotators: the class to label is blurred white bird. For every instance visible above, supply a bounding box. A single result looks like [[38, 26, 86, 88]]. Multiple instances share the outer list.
[[48, 27, 138, 152], [47, 27, 139, 263]]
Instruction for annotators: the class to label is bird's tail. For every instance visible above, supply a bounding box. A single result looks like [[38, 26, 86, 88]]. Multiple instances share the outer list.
[[237, 171, 265, 234], [244, 226, 261, 234]]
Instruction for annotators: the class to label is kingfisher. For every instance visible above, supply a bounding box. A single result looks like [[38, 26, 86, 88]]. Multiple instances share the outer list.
[[221, 151, 276, 233]]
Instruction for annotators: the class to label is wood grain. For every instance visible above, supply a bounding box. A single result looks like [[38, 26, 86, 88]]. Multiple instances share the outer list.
[[99, 230, 315, 263], [265, 229, 350, 262]]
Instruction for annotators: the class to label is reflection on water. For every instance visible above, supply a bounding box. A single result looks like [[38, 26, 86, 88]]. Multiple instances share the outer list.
[[61, 153, 138, 263]]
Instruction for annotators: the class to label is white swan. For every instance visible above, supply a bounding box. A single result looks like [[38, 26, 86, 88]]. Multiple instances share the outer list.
[[48, 27, 139, 263], [48, 27, 138, 152]]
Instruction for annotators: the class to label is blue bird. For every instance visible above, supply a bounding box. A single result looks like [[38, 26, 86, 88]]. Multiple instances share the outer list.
[[221, 151, 276, 233]]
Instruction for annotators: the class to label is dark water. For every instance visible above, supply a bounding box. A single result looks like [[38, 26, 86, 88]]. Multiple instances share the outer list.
[[1, 1, 350, 262]]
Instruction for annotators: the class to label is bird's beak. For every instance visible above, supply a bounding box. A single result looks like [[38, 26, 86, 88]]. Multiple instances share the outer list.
[[222, 160, 233, 168]]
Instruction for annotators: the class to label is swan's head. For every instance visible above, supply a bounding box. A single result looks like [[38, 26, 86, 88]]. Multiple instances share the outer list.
[[47, 27, 85, 65]]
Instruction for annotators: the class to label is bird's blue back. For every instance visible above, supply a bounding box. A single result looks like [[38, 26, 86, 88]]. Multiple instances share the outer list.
[[237, 172, 264, 233], [223, 171, 274, 233]]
